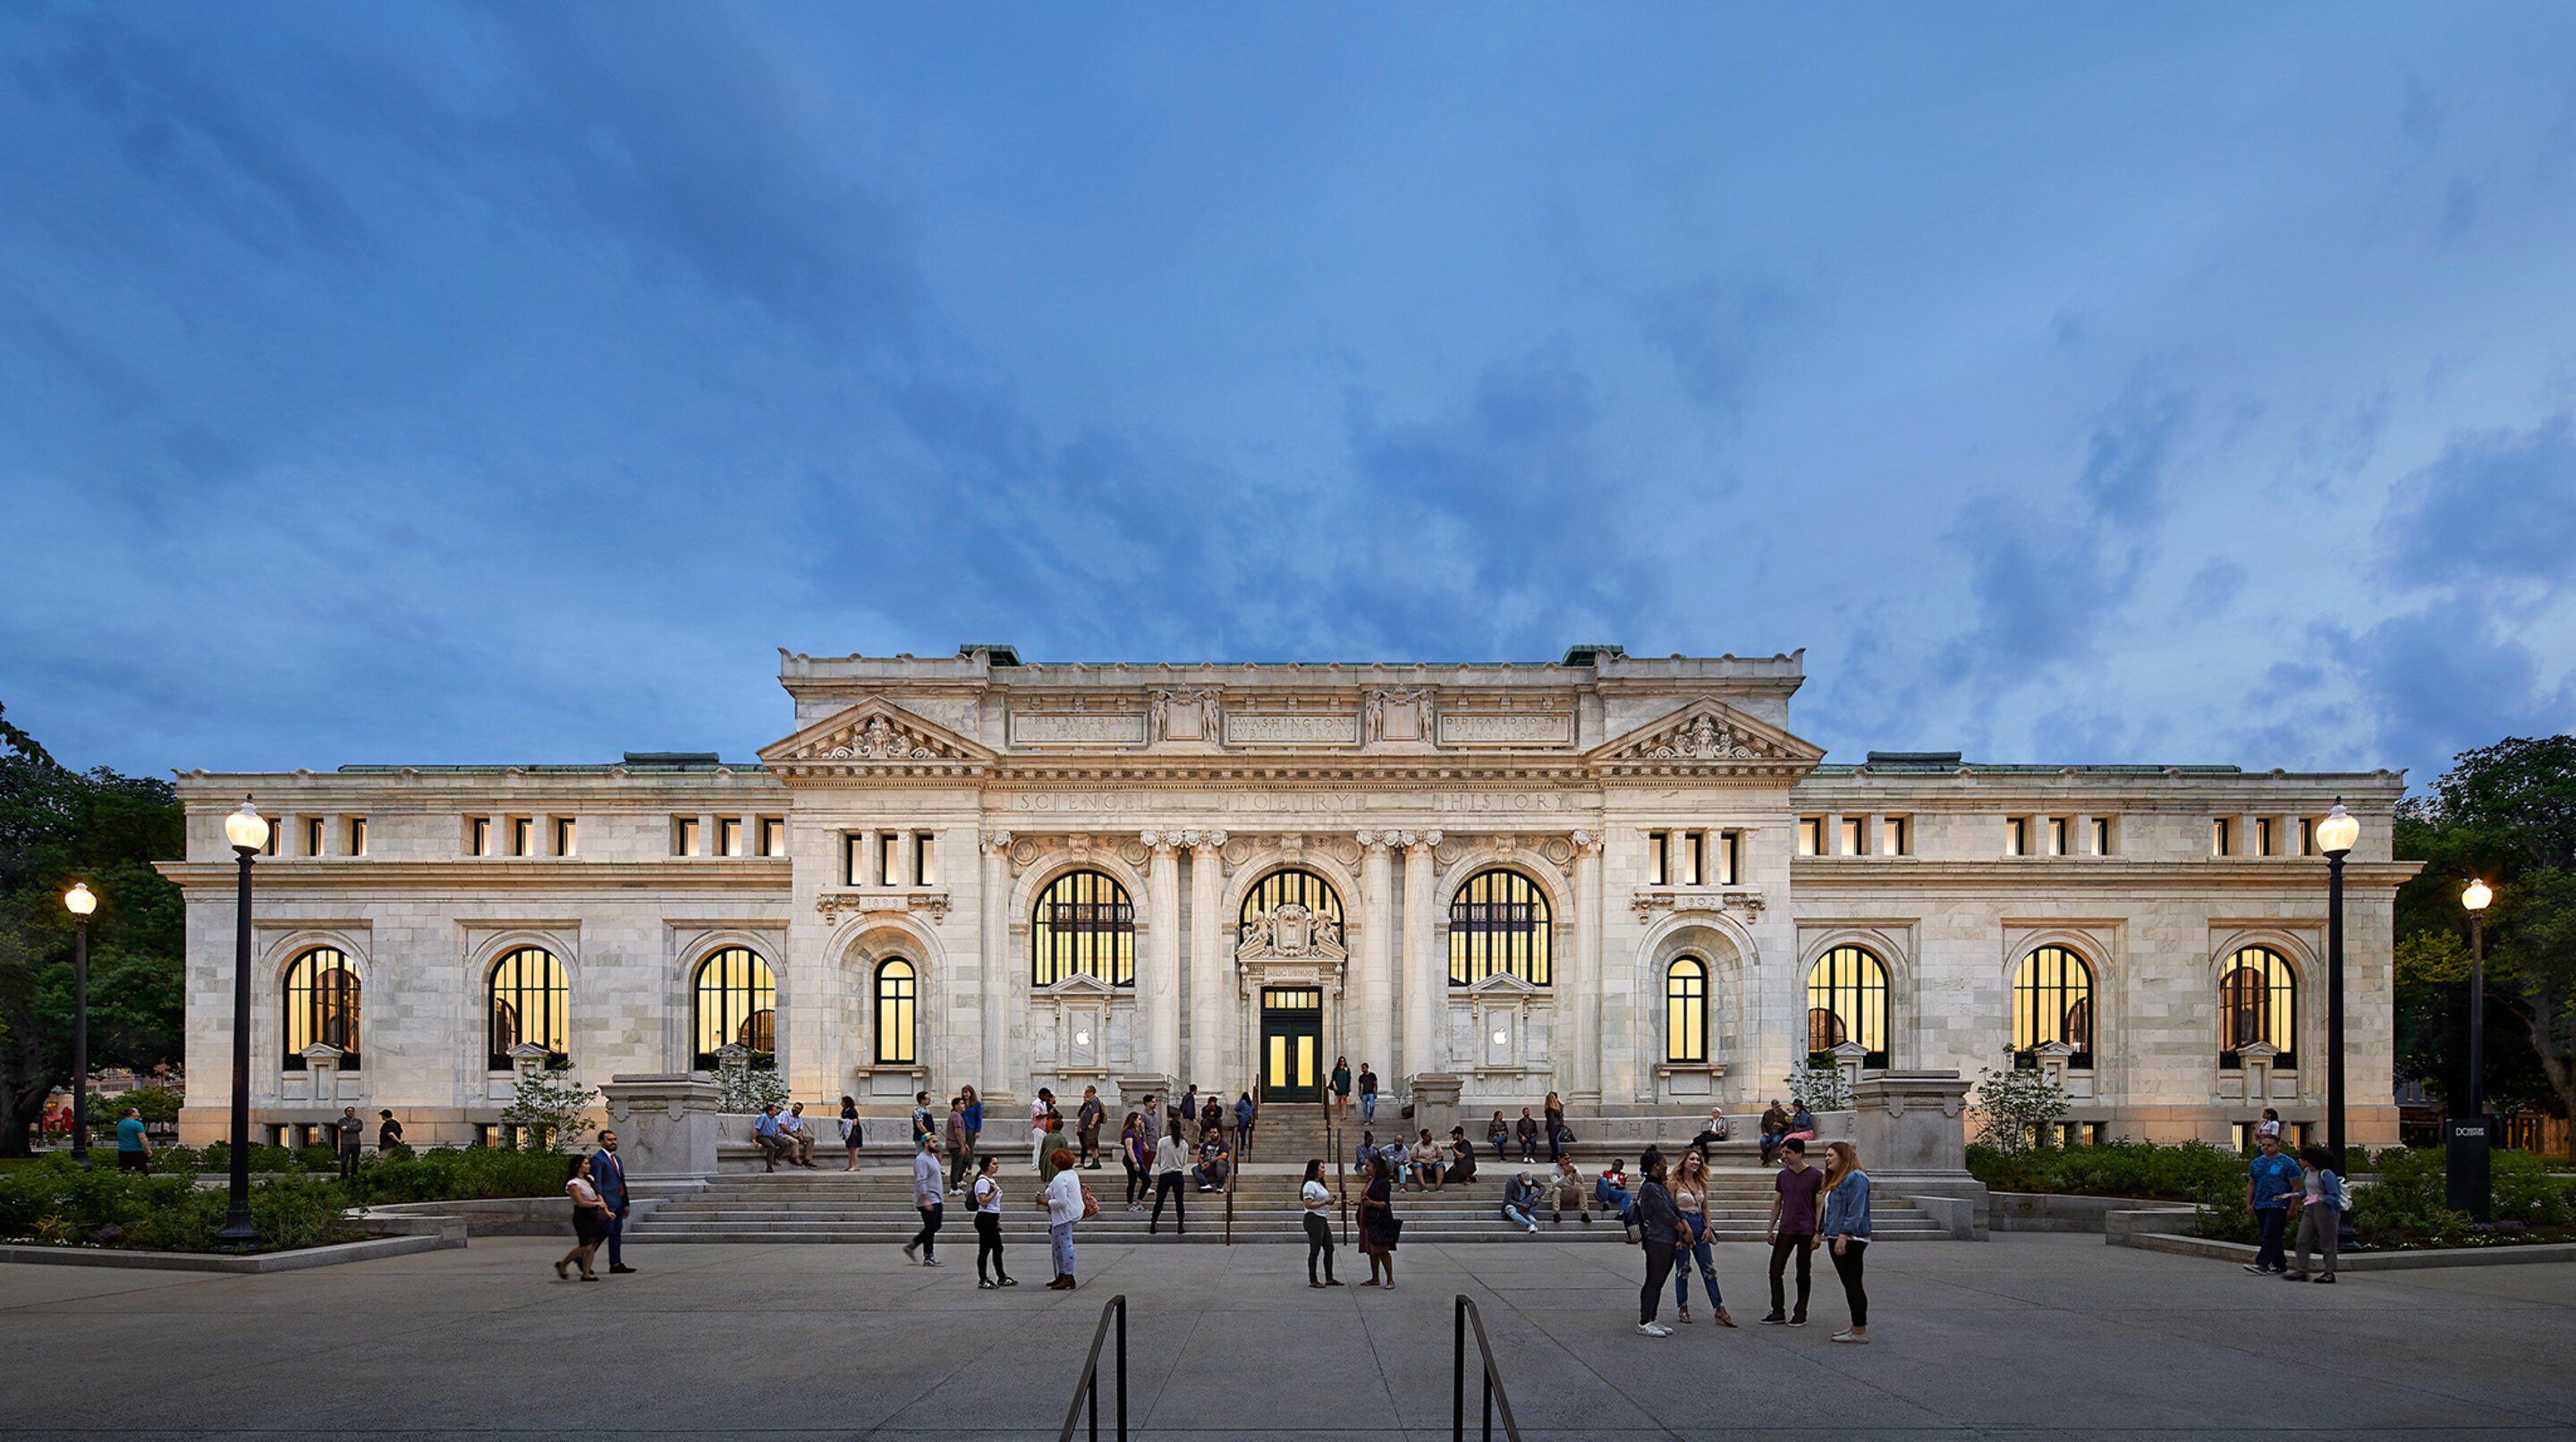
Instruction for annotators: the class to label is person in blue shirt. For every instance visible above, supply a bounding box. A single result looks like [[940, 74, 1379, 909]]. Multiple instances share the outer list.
[[752, 1105, 792, 1173], [113, 1107, 152, 1172], [2242, 1131, 2305, 1274]]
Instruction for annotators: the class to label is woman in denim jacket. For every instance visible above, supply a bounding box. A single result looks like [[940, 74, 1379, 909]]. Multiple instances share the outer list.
[[1819, 1141, 1873, 1344]]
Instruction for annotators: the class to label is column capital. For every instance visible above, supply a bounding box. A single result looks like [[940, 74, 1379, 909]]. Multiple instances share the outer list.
[[1184, 828, 1229, 852], [1140, 830, 1181, 855], [979, 829, 1014, 855], [1357, 829, 1394, 854], [1572, 829, 1604, 856], [1402, 829, 1441, 854]]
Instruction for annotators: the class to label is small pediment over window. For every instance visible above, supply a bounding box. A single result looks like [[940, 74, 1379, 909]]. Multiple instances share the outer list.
[[1037, 971, 1123, 1000], [1461, 970, 1546, 997]]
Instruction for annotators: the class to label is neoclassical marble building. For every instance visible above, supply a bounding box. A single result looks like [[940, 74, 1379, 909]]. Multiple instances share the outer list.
[[164, 646, 2411, 1147]]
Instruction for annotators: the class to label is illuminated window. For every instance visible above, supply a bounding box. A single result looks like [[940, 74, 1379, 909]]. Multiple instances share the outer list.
[[1448, 869, 1552, 986], [2219, 946, 2298, 1069], [674, 817, 700, 856], [1880, 818, 1908, 856], [758, 818, 785, 857], [691, 946, 775, 1068], [2211, 818, 2232, 856], [1717, 831, 1741, 885], [1798, 818, 1824, 856], [487, 946, 569, 1071], [875, 959, 917, 1064], [2046, 817, 2068, 856], [511, 817, 534, 857], [2006, 817, 2028, 856], [719, 818, 744, 857], [1806, 945, 1888, 1065], [1032, 869, 1136, 986], [346, 818, 368, 856], [2012, 945, 2095, 1067], [1646, 831, 1668, 886], [470, 817, 491, 856], [914, 832, 936, 886], [1240, 869, 1344, 933], [282, 947, 361, 1071], [1838, 818, 1863, 854], [554, 817, 577, 855], [1665, 955, 1708, 1064]]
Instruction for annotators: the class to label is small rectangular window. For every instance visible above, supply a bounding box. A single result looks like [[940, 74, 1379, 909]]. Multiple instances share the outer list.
[[674, 817, 701, 856], [345, 818, 368, 857], [914, 832, 936, 886], [2212, 818, 2232, 857], [1838, 818, 1862, 855], [880, 832, 901, 886], [304, 817, 326, 857], [470, 817, 491, 857], [555, 817, 577, 856], [1646, 830, 1669, 886], [511, 817, 534, 857], [2006, 817, 2027, 857], [719, 817, 744, 858], [1798, 818, 1823, 857], [2092, 817, 2113, 855], [1881, 817, 1908, 856], [265, 820, 284, 857], [760, 817, 785, 857], [2047, 817, 2068, 857], [2255, 818, 2275, 857], [1719, 831, 1741, 886], [1682, 831, 1705, 886], [2297, 817, 2314, 856], [845, 833, 866, 886]]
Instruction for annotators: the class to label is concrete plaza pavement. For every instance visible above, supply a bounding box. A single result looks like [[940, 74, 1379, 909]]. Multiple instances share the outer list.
[[1, 1233, 2571, 1440]]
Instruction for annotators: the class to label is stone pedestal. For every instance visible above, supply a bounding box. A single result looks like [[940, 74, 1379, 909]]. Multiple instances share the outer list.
[[600, 1073, 724, 1188], [1851, 1070, 1987, 1237], [1409, 1073, 1462, 1144], [1114, 1072, 1173, 1115]]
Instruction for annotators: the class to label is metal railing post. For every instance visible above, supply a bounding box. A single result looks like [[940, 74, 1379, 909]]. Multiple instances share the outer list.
[[1057, 1294, 1130, 1442], [1451, 1294, 1523, 1442]]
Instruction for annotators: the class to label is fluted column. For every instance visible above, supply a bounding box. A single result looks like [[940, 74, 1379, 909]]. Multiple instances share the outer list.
[[979, 830, 1013, 1098], [1356, 834, 1394, 1084], [1188, 831, 1228, 1092], [1143, 833, 1182, 1082], [1402, 832, 1441, 1089], [1572, 831, 1604, 1099]]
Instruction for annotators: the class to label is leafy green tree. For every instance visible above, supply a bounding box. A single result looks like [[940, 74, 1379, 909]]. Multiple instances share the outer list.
[[0, 703, 186, 1158]]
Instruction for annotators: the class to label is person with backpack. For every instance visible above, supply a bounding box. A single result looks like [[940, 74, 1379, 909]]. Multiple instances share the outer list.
[[1233, 1091, 1258, 1160], [970, 1155, 1016, 1289], [2282, 1145, 2344, 1283]]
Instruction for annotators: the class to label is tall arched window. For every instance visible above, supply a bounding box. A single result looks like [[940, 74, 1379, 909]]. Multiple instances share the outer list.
[[875, 959, 917, 1065], [1448, 869, 1553, 986], [1665, 955, 1708, 1064], [2219, 946, 2298, 1069], [2012, 946, 2095, 1068], [1031, 869, 1136, 986], [282, 947, 361, 1071], [487, 946, 569, 1071], [1240, 868, 1344, 932], [691, 946, 775, 1069], [1807, 945, 1889, 1066]]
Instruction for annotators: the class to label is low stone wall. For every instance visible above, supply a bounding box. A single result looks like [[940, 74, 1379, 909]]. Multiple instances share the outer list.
[[361, 1197, 574, 1237], [2117, 1228, 2576, 1271], [1988, 1191, 2191, 1234], [0, 1234, 457, 1273]]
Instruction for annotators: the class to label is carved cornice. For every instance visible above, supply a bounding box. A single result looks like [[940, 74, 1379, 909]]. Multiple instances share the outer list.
[[816, 891, 953, 922], [1631, 888, 1768, 921]]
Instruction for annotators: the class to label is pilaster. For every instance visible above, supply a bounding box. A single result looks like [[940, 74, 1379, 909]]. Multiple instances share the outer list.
[[1188, 832, 1228, 1092], [1144, 834, 1182, 1082], [1402, 832, 1440, 1090], [1356, 834, 1394, 1084], [1571, 831, 1604, 1100]]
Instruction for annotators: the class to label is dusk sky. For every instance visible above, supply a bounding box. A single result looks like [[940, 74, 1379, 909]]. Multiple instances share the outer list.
[[4, 4, 2572, 786]]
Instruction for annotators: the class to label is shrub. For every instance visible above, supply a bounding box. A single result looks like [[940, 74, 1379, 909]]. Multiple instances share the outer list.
[[342, 1146, 569, 1205], [149, 1144, 204, 1175], [1970, 1066, 2071, 1156], [0, 1155, 357, 1253], [1969, 1139, 2246, 1200]]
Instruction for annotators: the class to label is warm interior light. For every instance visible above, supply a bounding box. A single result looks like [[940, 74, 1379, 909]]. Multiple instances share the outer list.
[[224, 798, 270, 852], [64, 882, 97, 917], [2462, 878, 2493, 913], [2315, 802, 2360, 857]]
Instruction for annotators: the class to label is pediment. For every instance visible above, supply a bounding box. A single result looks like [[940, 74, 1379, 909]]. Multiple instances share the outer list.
[[1589, 698, 1824, 778], [1037, 971, 1123, 1000], [1461, 971, 1545, 997], [758, 696, 997, 774]]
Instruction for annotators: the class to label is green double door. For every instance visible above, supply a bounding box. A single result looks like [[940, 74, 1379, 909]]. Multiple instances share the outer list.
[[1258, 988, 1323, 1104]]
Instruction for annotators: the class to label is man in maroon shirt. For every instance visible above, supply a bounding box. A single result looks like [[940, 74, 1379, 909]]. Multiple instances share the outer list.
[[1762, 1138, 1825, 1326]]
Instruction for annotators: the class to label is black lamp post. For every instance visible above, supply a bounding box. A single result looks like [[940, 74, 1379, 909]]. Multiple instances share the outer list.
[[2315, 802, 2360, 1173], [64, 883, 97, 1166], [2451, 878, 2495, 1220], [217, 799, 268, 1249]]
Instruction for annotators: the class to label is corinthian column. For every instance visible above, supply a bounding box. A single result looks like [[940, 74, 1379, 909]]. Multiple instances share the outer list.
[[1143, 833, 1182, 1082], [1401, 832, 1441, 1090], [1188, 831, 1228, 1092], [1571, 831, 1604, 1099], [979, 831, 1013, 1099], [1356, 834, 1394, 1085]]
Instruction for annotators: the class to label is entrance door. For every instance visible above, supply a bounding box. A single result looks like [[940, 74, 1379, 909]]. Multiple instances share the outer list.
[[1259, 988, 1323, 1104]]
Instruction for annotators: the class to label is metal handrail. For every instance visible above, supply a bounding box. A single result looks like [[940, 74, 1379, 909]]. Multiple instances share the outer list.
[[1452, 1294, 1523, 1442], [1056, 1293, 1128, 1442]]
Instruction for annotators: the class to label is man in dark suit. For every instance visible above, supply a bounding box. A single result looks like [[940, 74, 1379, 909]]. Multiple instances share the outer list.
[[590, 1130, 637, 1275]]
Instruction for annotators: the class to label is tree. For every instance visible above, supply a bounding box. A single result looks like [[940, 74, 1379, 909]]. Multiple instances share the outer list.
[[0, 703, 187, 1157], [1970, 1064, 2070, 1154], [499, 1069, 599, 1153]]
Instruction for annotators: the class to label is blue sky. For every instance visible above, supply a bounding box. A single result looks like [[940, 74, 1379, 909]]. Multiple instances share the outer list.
[[4, 4, 2572, 785]]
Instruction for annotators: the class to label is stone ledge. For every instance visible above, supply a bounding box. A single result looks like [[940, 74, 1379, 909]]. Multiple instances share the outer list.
[[2117, 1229, 2576, 1270], [0, 1233, 458, 1273]]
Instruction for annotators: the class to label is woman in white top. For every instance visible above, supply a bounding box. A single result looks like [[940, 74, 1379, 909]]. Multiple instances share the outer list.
[[1041, 1147, 1088, 1290], [557, 1155, 611, 1281], [970, 1155, 1016, 1289], [1300, 1158, 1342, 1288], [1148, 1124, 1191, 1235], [1031, 1088, 1059, 1168]]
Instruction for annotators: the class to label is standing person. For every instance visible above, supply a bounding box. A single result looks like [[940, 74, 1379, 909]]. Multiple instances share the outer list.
[[2243, 1132, 2304, 1275], [1549, 1158, 1590, 1224], [1330, 1057, 1352, 1119], [2283, 1145, 2344, 1284], [903, 1135, 945, 1268], [335, 1106, 366, 1179], [114, 1107, 152, 1172], [1233, 1092, 1257, 1160], [911, 1090, 938, 1148], [946, 1096, 974, 1192], [1148, 1123, 1190, 1235], [1820, 1141, 1873, 1344], [1357, 1065, 1378, 1124], [1500, 1173, 1540, 1233], [1358, 1156, 1400, 1288], [1120, 1112, 1151, 1209], [589, 1129, 637, 1275], [962, 1084, 984, 1160], [1758, 1099, 1790, 1166], [1514, 1108, 1540, 1163], [1176, 1084, 1200, 1132], [557, 1155, 611, 1282], [1634, 1158, 1683, 1336], [1487, 1112, 1511, 1162], [1030, 1088, 1058, 1170], [1076, 1087, 1107, 1169], [839, 1095, 865, 1173], [1041, 1147, 1089, 1290], [970, 1155, 1015, 1289], [1690, 1106, 1732, 1163], [1761, 1139, 1823, 1327], [2257, 1107, 2283, 1144], [1669, 1150, 1733, 1325], [780, 1102, 818, 1167], [1544, 1092, 1567, 1163], [1300, 1158, 1341, 1287], [377, 1109, 405, 1156]]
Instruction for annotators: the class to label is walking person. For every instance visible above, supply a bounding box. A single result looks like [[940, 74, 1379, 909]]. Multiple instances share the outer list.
[[335, 1106, 366, 1179], [1357, 1065, 1378, 1124], [1669, 1150, 1733, 1325], [962, 1084, 984, 1160], [113, 1107, 151, 1172], [1176, 1084, 1200, 1132], [1077, 1086, 1106, 1169], [2282, 1145, 2345, 1284], [1761, 1139, 1823, 1326], [1330, 1056, 1352, 1119], [2243, 1131, 2303, 1275], [1120, 1112, 1150, 1209], [1820, 1141, 1873, 1343], [947, 1095, 974, 1192], [1544, 1091, 1567, 1163], [1233, 1091, 1257, 1160], [839, 1094, 865, 1172], [1634, 1158, 1683, 1336], [1301, 1158, 1342, 1287], [589, 1129, 637, 1274], [903, 1134, 945, 1267], [377, 1109, 405, 1157], [1358, 1156, 1400, 1288], [1041, 1147, 1090, 1289], [556, 1155, 611, 1282], [970, 1155, 1016, 1289], [1030, 1088, 1059, 1170], [1148, 1123, 1190, 1235]]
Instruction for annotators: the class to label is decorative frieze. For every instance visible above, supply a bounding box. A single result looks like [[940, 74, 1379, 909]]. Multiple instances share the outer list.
[[816, 891, 952, 921], [1631, 888, 1767, 921]]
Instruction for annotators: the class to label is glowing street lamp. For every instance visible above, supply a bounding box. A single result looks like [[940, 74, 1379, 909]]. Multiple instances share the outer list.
[[64, 883, 97, 1166], [2316, 802, 2358, 1172], [219, 800, 269, 1248]]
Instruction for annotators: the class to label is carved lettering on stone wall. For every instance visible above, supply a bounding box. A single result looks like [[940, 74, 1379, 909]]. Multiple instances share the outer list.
[[994, 790, 1572, 816], [1436, 712, 1575, 747], [1010, 711, 1149, 746], [1223, 711, 1361, 746]]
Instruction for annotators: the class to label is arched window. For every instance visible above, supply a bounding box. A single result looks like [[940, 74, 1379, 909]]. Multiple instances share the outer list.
[[283, 947, 361, 1071], [875, 959, 917, 1065], [1665, 955, 1708, 1064], [2012, 946, 2095, 1068], [487, 946, 569, 1071], [1807, 946, 1888, 1066], [1240, 868, 1344, 932], [2219, 946, 2298, 1069], [691, 946, 775, 1069], [1031, 869, 1136, 987], [1448, 869, 1553, 986]]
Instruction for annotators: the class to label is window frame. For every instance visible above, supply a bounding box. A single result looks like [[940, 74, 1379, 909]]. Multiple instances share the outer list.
[[486, 946, 570, 1071], [2011, 945, 2096, 1068], [1446, 867, 1553, 987], [281, 947, 361, 1071], [2218, 946, 2299, 1070], [874, 958, 918, 1065], [1031, 868, 1138, 987], [1664, 954, 1708, 1065], [691, 946, 776, 1069], [1806, 944, 1889, 1066]]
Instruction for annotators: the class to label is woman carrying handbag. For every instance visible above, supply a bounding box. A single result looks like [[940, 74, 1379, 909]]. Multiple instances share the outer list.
[[1358, 1155, 1402, 1288]]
